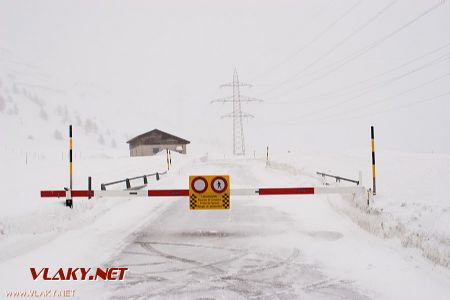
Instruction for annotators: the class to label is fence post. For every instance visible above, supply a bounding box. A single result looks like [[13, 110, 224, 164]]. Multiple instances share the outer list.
[[166, 149, 170, 171], [101, 184, 106, 191], [144, 175, 148, 184], [156, 172, 160, 181], [126, 178, 131, 189], [371, 126, 376, 195]]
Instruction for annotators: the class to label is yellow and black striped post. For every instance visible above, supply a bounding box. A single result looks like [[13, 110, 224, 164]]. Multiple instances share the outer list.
[[67, 125, 73, 208], [371, 126, 376, 196]]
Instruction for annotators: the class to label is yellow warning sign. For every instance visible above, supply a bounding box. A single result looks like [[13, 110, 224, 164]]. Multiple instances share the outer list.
[[189, 175, 230, 210]]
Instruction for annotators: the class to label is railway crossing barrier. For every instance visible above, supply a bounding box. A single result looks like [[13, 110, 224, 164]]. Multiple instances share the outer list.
[[41, 186, 365, 198], [41, 183, 367, 210], [43, 124, 375, 209]]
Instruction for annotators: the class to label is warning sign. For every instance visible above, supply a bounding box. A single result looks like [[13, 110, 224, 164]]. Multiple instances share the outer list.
[[189, 175, 230, 210]]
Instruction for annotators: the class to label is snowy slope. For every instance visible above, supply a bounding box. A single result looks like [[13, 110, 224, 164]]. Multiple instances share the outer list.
[[0, 51, 126, 160]]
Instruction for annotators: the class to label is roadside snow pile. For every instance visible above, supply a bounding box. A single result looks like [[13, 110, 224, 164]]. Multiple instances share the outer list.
[[0, 151, 192, 263], [268, 149, 450, 268]]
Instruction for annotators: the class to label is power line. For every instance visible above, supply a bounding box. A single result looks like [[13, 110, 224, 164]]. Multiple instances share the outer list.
[[262, 0, 396, 96], [266, 79, 450, 127], [325, 89, 450, 123], [268, 0, 447, 99], [294, 51, 450, 120], [249, 0, 353, 82], [260, 41, 450, 105], [267, 41, 450, 105], [310, 69, 450, 123]]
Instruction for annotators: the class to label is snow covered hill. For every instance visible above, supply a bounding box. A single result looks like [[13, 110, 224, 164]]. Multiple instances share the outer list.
[[0, 50, 126, 161]]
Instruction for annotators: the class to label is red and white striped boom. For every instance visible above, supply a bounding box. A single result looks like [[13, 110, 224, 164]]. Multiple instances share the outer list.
[[41, 186, 364, 198]]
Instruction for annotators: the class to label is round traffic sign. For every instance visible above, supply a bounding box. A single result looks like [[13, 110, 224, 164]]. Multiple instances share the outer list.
[[191, 176, 208, 193], [211, 176, 227, 193]]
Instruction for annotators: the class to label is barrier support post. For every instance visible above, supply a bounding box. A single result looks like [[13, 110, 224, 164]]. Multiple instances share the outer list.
[[371, 126, 376, 195], [66, 125, 73, 208], [88, 176, 92, 199]]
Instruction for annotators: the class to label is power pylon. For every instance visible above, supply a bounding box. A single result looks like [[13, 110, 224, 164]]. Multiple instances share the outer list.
[[211, 69, 262, 156]]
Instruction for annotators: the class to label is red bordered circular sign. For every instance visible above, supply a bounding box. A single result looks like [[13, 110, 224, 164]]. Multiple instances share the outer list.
[[211, 176, 228, 193], [191, 176, 208, 193]]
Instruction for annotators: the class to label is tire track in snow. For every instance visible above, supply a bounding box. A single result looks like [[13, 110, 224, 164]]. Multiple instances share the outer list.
[[102, 159, 369, 299]]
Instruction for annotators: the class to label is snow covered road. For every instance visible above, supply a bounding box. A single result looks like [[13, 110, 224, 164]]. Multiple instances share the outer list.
[[94, 158, 450, 299], [1, 155, 449, 299]]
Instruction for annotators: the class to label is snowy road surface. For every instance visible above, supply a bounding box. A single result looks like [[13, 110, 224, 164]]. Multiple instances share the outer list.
[[96, 159, 450, 299]]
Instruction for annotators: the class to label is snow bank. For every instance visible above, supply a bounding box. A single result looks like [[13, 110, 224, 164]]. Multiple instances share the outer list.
[[267, 149, 450, 268]]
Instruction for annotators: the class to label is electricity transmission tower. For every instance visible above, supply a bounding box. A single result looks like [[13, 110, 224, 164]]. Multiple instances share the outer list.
[[211, 69, 262, 156]]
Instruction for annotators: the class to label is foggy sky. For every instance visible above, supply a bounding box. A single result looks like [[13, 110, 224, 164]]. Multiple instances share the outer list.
[[1, 0, 449, 154]]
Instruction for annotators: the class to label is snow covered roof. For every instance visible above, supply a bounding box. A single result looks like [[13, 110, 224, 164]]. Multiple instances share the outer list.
[[127, 129, 190, 146]]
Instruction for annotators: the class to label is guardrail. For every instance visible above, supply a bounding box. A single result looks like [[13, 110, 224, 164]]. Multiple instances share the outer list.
[[100, 171, 168, 190], [316, 171, 360, 185]]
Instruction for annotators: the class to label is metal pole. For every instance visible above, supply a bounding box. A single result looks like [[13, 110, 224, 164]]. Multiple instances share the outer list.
[[371, 126, 376, 195], [67, 125, 73, 208], [88, 176, 92, 199]]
